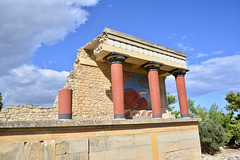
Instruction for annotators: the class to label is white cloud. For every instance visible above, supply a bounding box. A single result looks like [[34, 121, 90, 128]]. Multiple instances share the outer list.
[[196, 53, 208, 58], [177, 43, 194, 52], [0, 65, 69, 107], [166, 54, 240, 97], [0, 0, 99, 74], [0, 0, 99, 107], [212, 50, 224, 55]]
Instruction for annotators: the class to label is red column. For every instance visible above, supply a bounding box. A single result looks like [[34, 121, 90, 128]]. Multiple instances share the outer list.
[[148, 69, 162, 118], [173, 71, 189, 118], [143, 63, 163, 118], [58, 89, 72, 119], [107, 55, 126, 119]]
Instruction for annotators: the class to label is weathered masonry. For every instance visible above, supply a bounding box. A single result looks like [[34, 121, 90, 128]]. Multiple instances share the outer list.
[[0, 119, 201, 160], [0, 28, 201, 160], [58, 28, 190, 120]]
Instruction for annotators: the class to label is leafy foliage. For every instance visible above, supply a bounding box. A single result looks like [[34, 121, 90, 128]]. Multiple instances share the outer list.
[[188, 98, 208, 120], [225, 91, 240, 112], [187, 95, 240, 152], [199, 120, 226, 154], [0, 92, 3, 110], [224, 91, 240, 146], [167, 92, 180, 118], [167, 90, 240, 152]]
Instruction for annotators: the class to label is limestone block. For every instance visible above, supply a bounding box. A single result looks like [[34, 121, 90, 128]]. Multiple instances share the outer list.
[[0, 142, 24, 160], [1, 118, 7, 121], [134, 134, 151, 146], [55, 141, 70, 155], [163, 150, 181, 160], [9, 109, 15, 113], [1, 109, 8, 113], [180, 138, 201, 151], [158, 141, 181, 153], [0, 113, 5, 118], [23, 141, 44, 160], [157, 129, 199, 144], [21, 108, 29, 113], [89, 152, 105, 160], [180, 149, 201, 160], [44, 141, 55, 160], [107, 134, 135, 150], [104, 145, 152, 160], [56, 153, 88, 160], [67, 139, 88, 154], [89, 136, 108, 153], [157, 129, 201, 155]]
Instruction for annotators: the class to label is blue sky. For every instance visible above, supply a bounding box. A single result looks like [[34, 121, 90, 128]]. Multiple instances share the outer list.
[[0, 0, 240, 113]]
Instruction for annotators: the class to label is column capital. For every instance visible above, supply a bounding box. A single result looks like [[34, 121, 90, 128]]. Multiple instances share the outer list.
[[141, 61, 164, 72], [170, 68, 189, 77], [103, 51, 130, 64]]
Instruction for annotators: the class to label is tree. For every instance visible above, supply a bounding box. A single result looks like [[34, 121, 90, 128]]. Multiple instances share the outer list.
[[0, 92, 3, 110], [225, 91, 240, 118], [167, 92, 180, 118], [224, 91, 240, 146], [188, 98, 208, 120]]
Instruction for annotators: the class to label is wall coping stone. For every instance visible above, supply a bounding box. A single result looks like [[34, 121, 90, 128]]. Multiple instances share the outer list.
[[0, 118, 201, 129]]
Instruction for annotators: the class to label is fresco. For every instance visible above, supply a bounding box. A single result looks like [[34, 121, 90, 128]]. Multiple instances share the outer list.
[[123, 71, 152, 118]]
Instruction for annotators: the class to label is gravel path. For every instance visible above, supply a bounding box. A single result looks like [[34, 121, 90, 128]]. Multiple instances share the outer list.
[[202, 149, 240, 160]]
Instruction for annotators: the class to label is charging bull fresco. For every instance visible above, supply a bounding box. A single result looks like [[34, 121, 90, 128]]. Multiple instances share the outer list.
[[123, 72, 152, 118]]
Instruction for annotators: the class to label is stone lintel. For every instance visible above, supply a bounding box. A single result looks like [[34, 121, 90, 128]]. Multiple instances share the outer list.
[[0, 118, 201, 129], [103, 28, 187, 58], [79, 28, 189, 76]]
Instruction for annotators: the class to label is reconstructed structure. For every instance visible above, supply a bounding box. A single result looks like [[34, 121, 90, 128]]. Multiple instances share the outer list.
[[58, 28, 190, 120], [0, 28, 201, 160]]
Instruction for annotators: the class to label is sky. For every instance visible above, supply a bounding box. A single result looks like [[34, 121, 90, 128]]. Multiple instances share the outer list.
[[0, 0, 240, 113]]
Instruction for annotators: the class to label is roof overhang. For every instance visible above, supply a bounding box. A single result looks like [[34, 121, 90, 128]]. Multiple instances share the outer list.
[[83, 28, 188, 77]]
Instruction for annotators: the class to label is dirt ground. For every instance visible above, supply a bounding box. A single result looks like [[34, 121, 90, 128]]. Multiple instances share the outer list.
[[202, 147, 240, 160]]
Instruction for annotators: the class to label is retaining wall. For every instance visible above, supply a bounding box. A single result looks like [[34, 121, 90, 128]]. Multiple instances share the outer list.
[[0, 118, 202, 160]]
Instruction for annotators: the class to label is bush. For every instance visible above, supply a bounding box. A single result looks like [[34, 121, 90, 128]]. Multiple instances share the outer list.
[[199, 120, 226, 154]]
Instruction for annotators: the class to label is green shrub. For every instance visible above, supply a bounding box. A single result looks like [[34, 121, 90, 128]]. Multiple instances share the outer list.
[[199, 120, 226, 154]]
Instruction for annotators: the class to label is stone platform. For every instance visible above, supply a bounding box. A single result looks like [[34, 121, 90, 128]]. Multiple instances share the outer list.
[[0, 118, 202, 160]]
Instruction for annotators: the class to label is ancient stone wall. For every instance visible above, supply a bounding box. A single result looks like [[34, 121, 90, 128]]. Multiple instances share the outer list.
[[0, 105, 58, 121], [60, 48, 114, 120], [0, 45, 169, 121], [0, 119, 202, 160]]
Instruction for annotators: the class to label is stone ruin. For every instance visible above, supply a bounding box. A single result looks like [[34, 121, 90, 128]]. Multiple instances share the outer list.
[[0, 28, 190, 121], [0, 28, 202, 160]]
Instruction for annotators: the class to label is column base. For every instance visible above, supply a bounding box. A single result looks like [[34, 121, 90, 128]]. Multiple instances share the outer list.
[[58, 114, 72, 119], [181, 114, 190, 118], [152, 114, 162, 118], [114, 114, 125, 119]]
